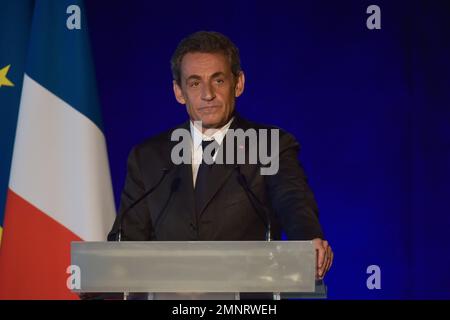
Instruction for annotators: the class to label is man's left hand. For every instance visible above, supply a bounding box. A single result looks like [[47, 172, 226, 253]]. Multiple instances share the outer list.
[[312, 238, 333, 279]]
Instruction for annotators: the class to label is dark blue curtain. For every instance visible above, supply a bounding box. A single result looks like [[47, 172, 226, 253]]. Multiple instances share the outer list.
[[86, 0, 450, 299]]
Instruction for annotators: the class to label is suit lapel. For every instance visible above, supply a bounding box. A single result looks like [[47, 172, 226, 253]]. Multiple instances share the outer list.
[[168, 120, 197, 224], [196, 115, 248, 218], [170, 115, 250, 219], [177, 162, 196, 223]]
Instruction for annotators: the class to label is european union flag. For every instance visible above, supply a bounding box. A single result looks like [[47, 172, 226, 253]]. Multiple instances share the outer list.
[[0, 1, 34, 244]]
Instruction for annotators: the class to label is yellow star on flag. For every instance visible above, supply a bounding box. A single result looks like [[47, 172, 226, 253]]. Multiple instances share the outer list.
[[0, 64, 14, 87]]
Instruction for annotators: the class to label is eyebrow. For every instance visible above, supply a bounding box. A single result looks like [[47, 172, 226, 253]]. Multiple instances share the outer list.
[[211, 72, 226, 78], [186, 75, 202, 82], [185, 72, 226, 82]]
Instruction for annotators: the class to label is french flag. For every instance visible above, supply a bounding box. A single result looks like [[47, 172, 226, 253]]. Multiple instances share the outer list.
[[0, 0, 115, 299]]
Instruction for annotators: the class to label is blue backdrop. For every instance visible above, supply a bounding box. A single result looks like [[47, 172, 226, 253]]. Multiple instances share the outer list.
[[84, 0, 450, 299]]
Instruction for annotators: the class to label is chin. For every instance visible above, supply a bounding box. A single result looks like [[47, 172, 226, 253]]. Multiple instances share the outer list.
[[200, 117, 222, 128], [201, 122, 219, 129]]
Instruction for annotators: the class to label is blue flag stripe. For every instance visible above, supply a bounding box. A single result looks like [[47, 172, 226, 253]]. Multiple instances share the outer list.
[[25, 0, 103, 131]]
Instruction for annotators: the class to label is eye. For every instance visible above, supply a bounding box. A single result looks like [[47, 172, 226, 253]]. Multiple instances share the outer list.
[[189, 81, 200, 88], [215, 79, 224, 85]]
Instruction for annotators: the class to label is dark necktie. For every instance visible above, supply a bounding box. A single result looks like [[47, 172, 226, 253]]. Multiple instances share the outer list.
[[194, 139, 219, 220]]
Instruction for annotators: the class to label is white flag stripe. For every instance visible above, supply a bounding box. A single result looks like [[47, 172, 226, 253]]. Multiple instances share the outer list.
[[9, 75, 115, 240]]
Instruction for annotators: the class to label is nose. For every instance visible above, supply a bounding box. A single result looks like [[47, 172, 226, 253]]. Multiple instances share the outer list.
[[201, 83, 215, 101]]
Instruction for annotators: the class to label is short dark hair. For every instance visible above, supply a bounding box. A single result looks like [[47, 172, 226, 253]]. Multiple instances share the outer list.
[[171, 31, 241, 85]]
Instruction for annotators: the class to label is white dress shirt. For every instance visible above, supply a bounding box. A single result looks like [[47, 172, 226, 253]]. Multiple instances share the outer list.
[[190, 117, 234, 187]]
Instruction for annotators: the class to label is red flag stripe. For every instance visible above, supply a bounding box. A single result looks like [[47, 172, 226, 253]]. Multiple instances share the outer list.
[[0, 189, 81, 299]]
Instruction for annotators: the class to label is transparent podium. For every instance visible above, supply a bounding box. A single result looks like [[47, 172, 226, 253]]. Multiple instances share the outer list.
[[71, 241, 326, 300]]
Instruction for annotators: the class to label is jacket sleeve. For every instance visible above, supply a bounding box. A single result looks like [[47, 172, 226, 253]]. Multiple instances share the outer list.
[[107, 146, 154, 241], [264, 131, 324, 240]]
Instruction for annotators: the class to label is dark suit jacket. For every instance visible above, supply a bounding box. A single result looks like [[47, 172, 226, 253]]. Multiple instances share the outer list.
[[108, 114, 324, 241]]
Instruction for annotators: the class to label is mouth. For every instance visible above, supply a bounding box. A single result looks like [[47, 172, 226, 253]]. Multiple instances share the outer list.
[[198, 105, 221, 114]]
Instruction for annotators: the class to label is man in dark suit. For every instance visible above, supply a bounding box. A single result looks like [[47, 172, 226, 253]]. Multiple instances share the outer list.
[[108, 31, 333, 279]]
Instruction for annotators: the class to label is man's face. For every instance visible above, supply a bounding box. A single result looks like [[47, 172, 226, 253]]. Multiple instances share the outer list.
[[173, 52, 245, 130]]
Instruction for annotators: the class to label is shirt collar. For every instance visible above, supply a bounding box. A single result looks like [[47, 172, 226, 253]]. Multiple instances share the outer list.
[[190, 117, 234, 150]]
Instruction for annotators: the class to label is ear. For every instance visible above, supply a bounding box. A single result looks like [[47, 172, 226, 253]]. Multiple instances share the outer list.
[[173, 80, 186, 104], [234, 71, 245, 98]]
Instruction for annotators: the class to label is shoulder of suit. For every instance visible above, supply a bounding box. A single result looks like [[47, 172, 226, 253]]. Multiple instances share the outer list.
[[236, 117, 296, 142], [132, 121, 189, 153], [132, 116, 299, 152]]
